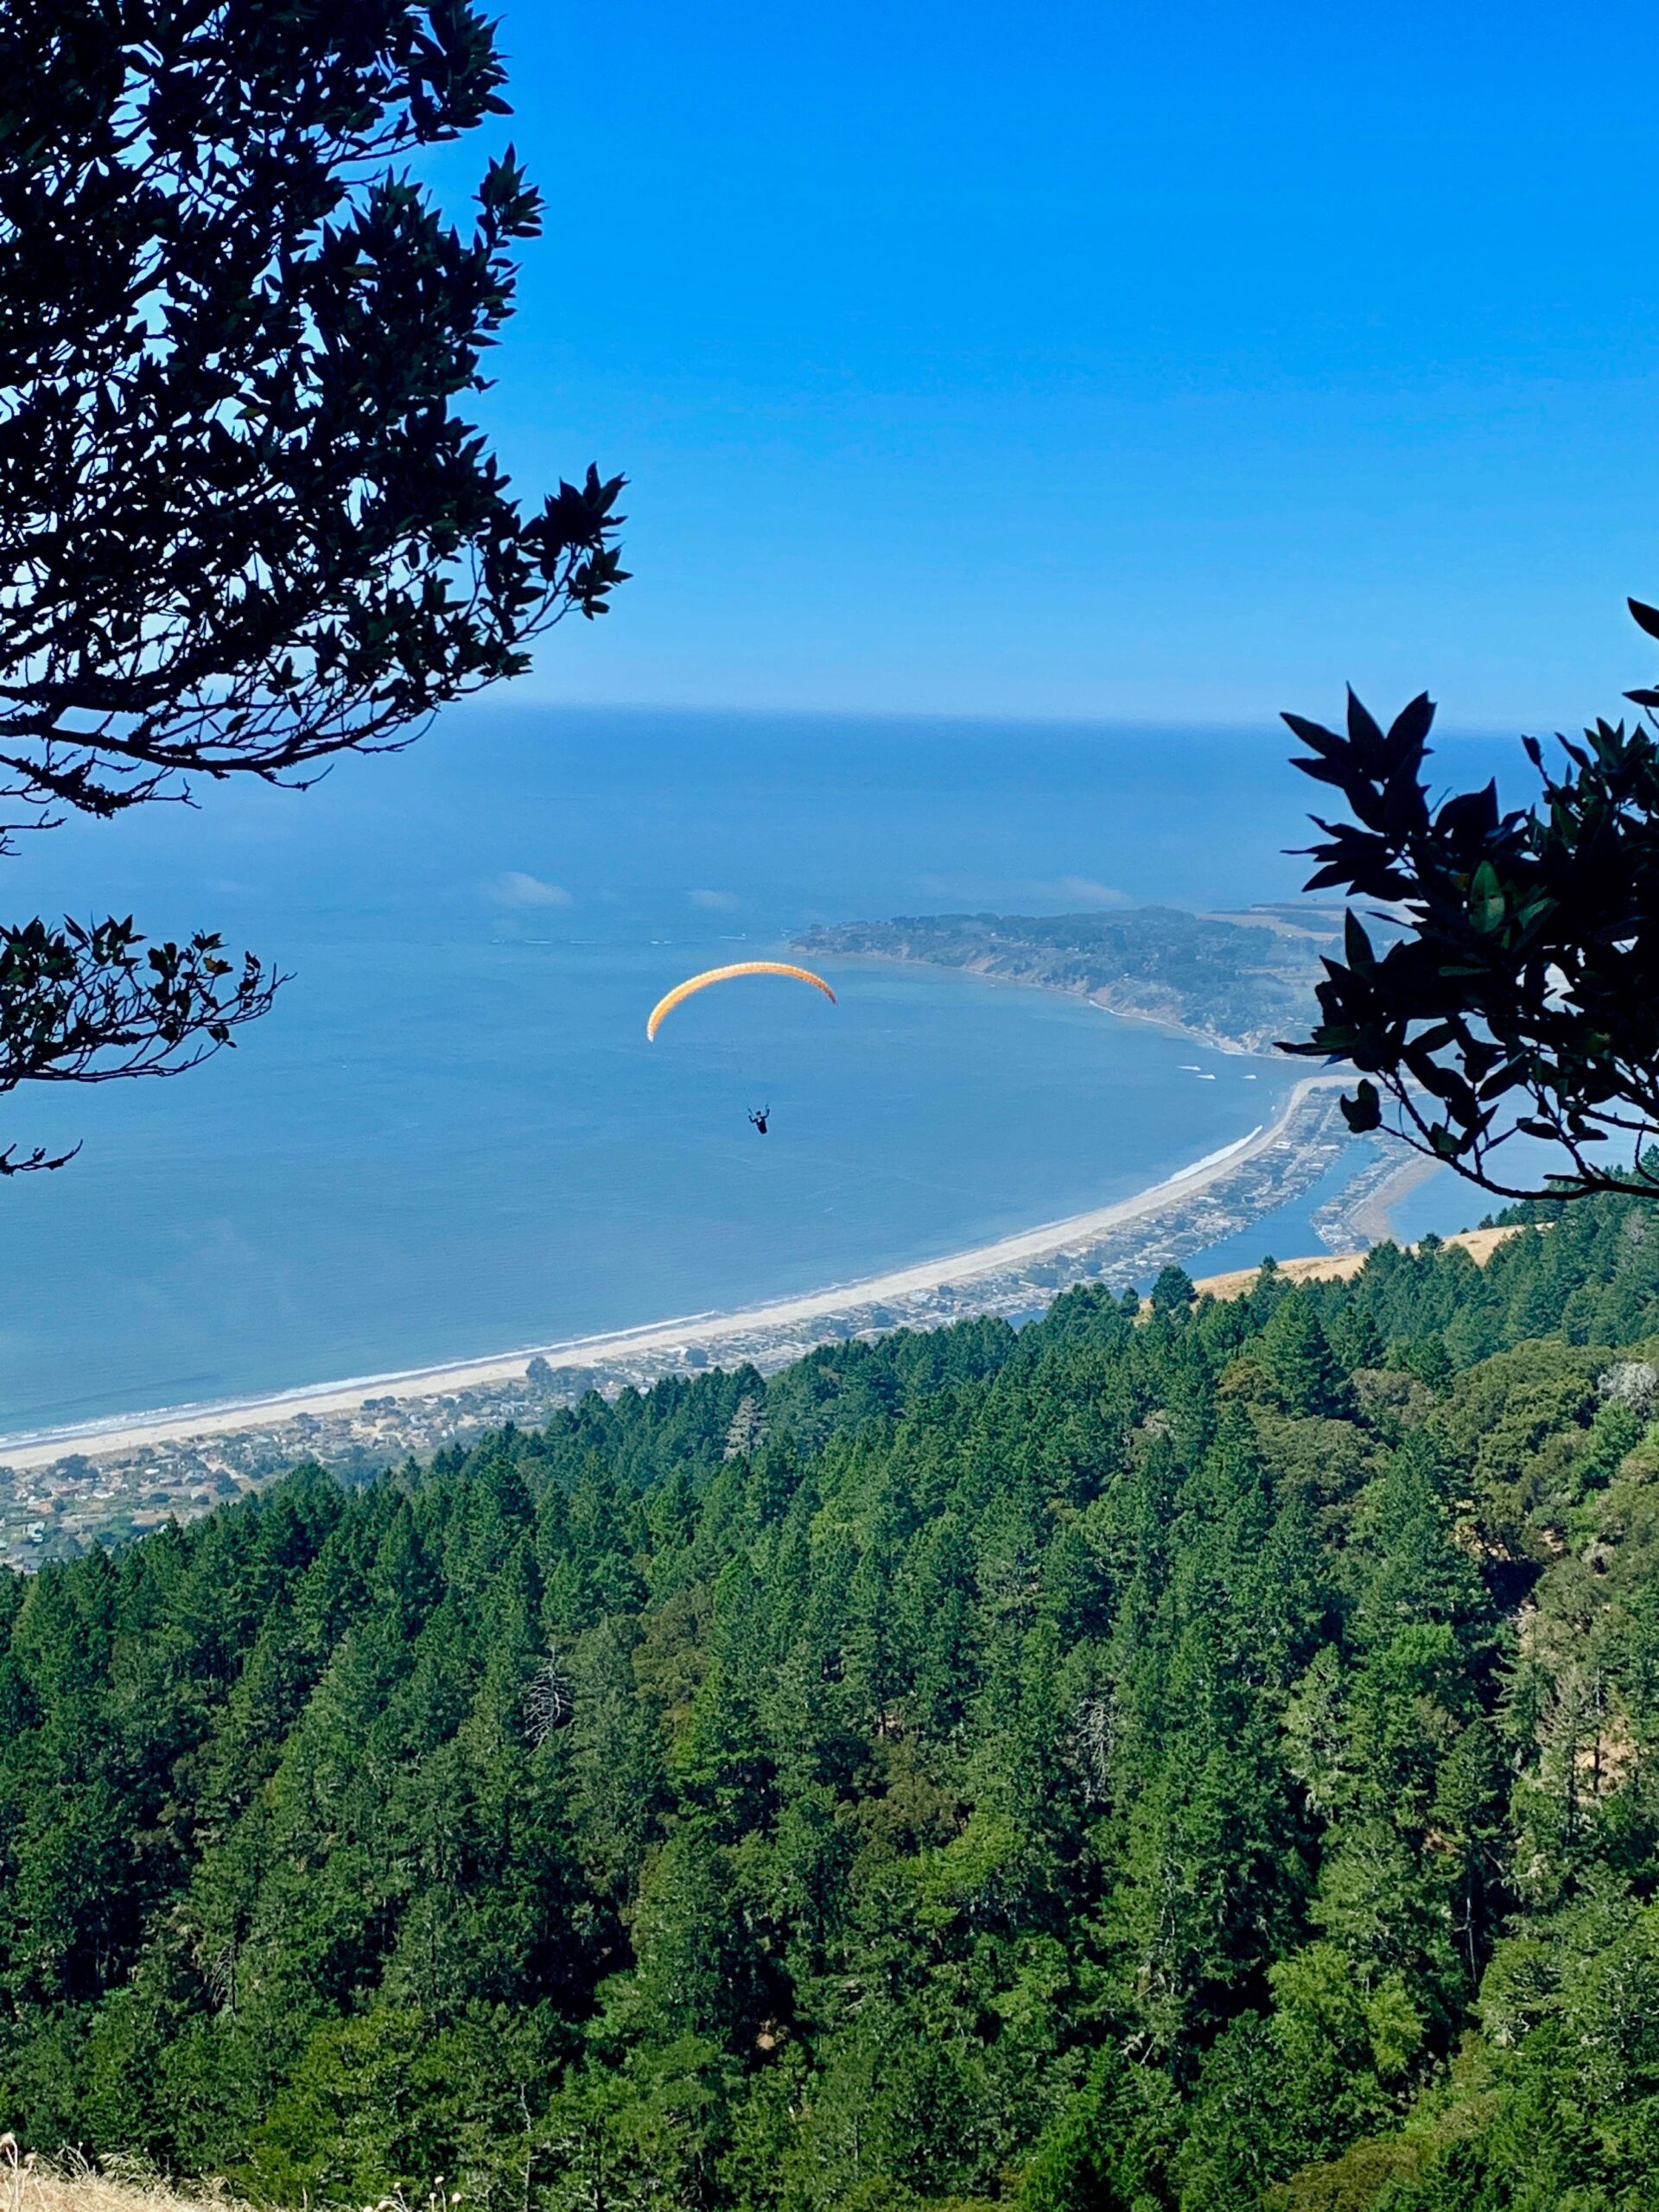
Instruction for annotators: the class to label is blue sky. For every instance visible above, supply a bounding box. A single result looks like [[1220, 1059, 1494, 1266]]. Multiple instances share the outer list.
[[435, 1, 1659, 727]]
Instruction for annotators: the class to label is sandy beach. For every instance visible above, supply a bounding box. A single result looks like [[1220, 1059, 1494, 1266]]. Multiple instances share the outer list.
[[1348, 1148, 1445, 1244], [0, 1076, 1350, 1472]]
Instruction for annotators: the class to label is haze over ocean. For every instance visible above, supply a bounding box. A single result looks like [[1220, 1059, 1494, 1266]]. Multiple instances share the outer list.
[[0, 710, 1510, 1438]]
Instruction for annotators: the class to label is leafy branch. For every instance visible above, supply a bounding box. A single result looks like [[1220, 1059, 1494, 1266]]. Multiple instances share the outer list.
[[0, 0, 628, 1166], [0, 917, 280, 1171], [1280, 601, 1659, 1199]]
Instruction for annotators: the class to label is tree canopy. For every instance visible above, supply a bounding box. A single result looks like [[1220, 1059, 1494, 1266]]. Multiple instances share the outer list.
[[6, 1198, 1659, 2206], [0, 0, 625, 1166]]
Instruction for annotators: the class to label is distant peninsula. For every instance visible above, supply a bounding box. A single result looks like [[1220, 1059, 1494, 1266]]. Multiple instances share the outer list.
[[794, 902, 1344, 1053]]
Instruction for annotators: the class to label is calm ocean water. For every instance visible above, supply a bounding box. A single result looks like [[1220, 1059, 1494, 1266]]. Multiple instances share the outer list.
[[0, 707, 1507, 1435]]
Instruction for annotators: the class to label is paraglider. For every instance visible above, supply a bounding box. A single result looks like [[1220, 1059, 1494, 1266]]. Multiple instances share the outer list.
[[645, 961, 836, 1040], [748, 1106, 771, 1135]]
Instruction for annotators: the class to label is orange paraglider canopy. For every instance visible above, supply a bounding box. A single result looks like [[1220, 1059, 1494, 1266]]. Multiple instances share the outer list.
[[646, 962, 836, 1040]]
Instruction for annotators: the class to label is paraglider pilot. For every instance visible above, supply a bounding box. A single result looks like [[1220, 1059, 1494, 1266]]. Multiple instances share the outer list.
[[748, 1106, 770, 1136]]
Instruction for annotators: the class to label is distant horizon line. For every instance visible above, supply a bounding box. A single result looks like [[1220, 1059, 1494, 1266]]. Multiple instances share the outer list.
[[449, 692, 1538, 740]]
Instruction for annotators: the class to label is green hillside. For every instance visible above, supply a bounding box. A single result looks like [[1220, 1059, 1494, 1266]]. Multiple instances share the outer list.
[[6, 1196, 1659, 2209]]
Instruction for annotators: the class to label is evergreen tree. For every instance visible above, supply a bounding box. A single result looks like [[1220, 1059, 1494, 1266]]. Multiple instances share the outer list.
[[1149, 1265, 1197, 1318], [6, 1209, 1659, 2205], [1259, 1291, 1353, 1417]]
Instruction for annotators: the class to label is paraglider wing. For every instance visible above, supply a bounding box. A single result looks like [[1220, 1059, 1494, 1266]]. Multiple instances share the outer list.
[[645, 962, 837, 1040]]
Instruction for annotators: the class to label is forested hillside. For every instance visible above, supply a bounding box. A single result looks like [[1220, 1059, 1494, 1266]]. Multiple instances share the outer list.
[[8, 1198, 1659, 2209]]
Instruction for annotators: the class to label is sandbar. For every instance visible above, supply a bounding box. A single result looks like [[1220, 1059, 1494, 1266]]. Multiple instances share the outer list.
[[0, 1074, 1347, 1472]]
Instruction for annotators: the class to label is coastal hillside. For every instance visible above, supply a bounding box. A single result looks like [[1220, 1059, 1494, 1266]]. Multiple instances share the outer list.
[[4, 1192, 1659, 2207], [793, 906, 1344, 1052]]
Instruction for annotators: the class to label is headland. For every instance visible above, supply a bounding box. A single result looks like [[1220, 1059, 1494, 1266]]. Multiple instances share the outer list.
[[793, 904, 1339, 1054]]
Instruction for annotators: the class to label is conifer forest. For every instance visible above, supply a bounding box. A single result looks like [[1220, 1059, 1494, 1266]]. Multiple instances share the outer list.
[[7, 1200, 1659, 2208]]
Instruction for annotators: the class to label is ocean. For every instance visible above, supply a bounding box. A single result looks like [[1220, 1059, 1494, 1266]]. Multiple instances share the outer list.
[[0, 707, 1510, 1437]]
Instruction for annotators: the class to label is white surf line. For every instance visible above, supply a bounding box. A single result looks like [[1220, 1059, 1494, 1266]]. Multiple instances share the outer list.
[[0, 1076, 1347, 1471]]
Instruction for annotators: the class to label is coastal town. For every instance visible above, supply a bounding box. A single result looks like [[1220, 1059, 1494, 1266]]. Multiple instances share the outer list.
[[0, 1081, 1419, 1566]]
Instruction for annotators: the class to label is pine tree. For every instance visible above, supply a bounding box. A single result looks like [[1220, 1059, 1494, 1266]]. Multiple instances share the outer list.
[[1260, 1290, 1353, 1417]]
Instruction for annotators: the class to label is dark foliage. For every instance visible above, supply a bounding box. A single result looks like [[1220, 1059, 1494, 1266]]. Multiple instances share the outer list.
[[7, 1205, 1659, 2207], [0, 0, 625, 1156], [0, 915, 277, 1170], [1280, 602, 1659, 1202]]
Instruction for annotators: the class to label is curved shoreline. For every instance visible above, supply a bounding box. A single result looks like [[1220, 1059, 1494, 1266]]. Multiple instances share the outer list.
[[0, 1077, 1348, 1473]]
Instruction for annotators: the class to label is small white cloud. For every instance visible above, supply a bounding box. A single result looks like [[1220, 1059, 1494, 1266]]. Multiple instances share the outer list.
[[688, 888, 739, 910], [486, 871, 574, 910], [1054, 876, 1128, 906], [914, 873, 1128, 909]]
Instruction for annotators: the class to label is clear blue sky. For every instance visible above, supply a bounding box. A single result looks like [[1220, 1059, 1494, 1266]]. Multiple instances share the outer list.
[[439, 1, 1659, 727]]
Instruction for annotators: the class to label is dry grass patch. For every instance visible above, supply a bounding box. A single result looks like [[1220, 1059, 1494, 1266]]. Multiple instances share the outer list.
[[0, 2139, 457, 2212], [0, 2140, 241, 2212], [1192, 1222, 1520, 1306]]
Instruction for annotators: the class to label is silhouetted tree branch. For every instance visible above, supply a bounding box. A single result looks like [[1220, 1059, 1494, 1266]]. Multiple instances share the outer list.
[[0, 917, 281, 1172], [0, 0, 626, 1164], [1280, 600, 1659, 1200]]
